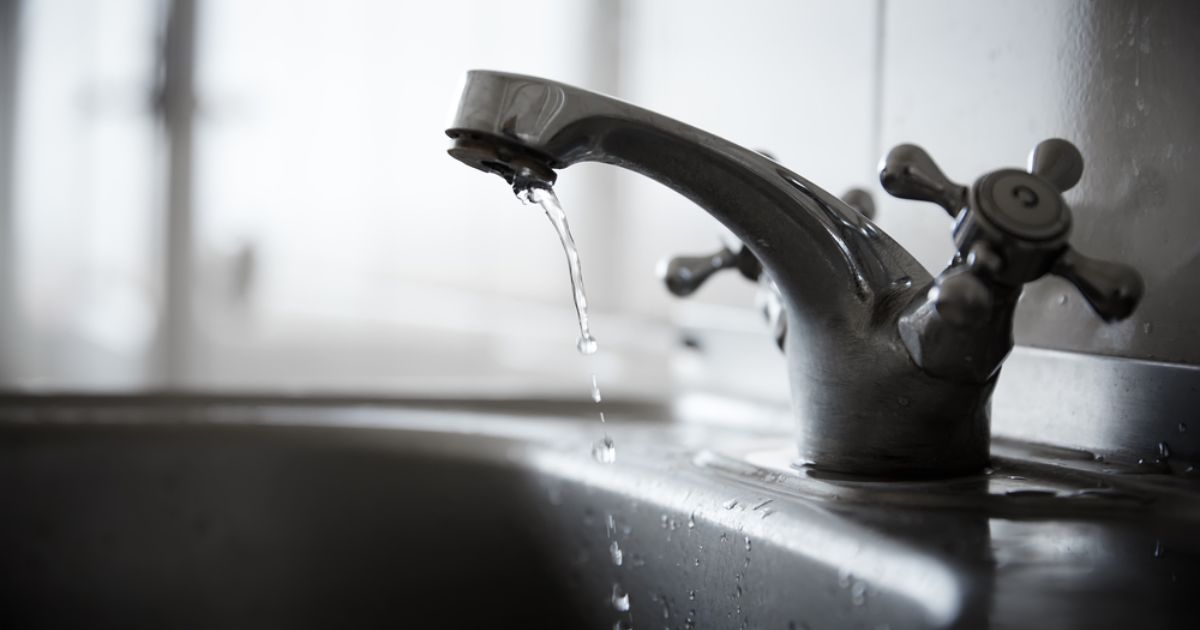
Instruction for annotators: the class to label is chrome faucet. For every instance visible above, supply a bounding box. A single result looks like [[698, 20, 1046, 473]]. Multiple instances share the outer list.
[[445, 70, 1143, 477]]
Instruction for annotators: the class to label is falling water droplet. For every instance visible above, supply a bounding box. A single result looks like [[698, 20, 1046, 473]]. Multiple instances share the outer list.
[[751, 499, 773, 511], [592, 436, 616, 464], [611, 583, 631, 611], [1180, 422, 1188, 433], [688, 589, 696, 601], [578, 334, 598, 355], [1159, 441, 1171, 459], [722, 499, 739, 510], [744, 536, 752, 551], [688, 512, 697, 529], [609, 540, 624, 566], [1143, 322, 1153, 334], [1154, 540, 1166, 558], [591, 374, 603, 403]]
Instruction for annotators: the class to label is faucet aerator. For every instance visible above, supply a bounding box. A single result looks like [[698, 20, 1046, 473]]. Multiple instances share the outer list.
[[446, 132, 557, 187]]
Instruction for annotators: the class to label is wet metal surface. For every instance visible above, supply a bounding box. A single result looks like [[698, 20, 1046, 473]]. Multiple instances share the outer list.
[[2, 395, 1199, 628]]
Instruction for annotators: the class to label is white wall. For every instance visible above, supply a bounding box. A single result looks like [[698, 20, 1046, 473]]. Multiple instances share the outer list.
[[614, 0, 881, 318], [5, 0, 886, 396]]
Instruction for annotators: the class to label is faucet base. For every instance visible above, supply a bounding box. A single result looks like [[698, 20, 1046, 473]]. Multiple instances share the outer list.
[[787, 328, 994, 478]]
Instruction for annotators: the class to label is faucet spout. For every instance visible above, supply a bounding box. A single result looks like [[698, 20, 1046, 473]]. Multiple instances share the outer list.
[[448, 71, 925, 320], [447, 70, 993, 477]]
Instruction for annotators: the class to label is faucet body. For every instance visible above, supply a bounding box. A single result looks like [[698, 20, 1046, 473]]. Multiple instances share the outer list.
[[446, 71, 1137, 477]]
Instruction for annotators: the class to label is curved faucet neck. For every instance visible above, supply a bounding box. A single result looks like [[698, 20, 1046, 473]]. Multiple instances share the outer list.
[[448, 71, 929, 338]]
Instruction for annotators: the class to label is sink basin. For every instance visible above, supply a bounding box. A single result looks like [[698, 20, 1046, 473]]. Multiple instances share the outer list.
[[2, 395, 1199, 629]]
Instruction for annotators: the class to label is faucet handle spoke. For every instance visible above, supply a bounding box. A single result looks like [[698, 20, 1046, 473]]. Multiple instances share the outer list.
[[879, 144, 967, 216], [1051, 247, 1144, 321], [1027, 138, 1084, 193], [658, 244, 761, 297]]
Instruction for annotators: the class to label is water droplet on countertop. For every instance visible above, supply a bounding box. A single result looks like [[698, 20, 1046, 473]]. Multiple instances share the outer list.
[[592, 436, 616, 464], [1057, 294, 1068, 305], [611, 583, 630, 611], [851, 581, 867, 606], [838, 568, 852, 588]]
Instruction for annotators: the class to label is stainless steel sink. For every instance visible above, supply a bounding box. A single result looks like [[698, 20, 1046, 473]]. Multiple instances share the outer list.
[[3, 395, 1198, 629]]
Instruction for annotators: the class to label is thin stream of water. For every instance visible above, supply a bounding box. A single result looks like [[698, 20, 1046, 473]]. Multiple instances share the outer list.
[[518, 183, 630, 626], [517, 185, 598, 355], [517, 184, 614, 464]]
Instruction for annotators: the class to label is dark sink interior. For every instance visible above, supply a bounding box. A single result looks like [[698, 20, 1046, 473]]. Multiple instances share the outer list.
[[0, 422, 584, 630], [6, 399, 1200, 630]]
